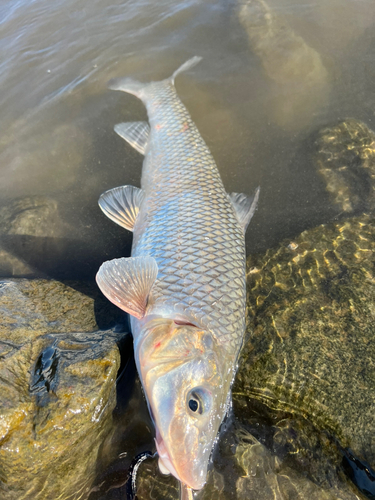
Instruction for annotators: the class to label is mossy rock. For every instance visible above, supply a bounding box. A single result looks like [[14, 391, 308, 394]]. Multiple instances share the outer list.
[[234, 213, 375, 473]]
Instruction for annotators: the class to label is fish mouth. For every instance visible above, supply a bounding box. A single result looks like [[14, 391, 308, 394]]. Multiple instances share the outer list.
[[154, 428, 206, 490], [155, 428, 179, 479]]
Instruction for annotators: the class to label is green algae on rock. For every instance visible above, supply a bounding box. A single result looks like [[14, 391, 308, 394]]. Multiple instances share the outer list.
[[0, 279, 123, 500], [234, 213, 375, 473]]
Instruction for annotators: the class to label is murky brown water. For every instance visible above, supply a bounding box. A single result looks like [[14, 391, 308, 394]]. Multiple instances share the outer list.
[[1, 0, 375, 498]]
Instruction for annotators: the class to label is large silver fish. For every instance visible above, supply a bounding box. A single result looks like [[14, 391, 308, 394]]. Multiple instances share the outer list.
[[96, 57, 259, 491]]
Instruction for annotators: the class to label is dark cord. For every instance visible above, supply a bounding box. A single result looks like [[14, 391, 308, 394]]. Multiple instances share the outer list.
[[126, 450, 157, 500]]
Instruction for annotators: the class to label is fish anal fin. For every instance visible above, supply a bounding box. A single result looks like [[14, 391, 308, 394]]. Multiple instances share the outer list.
[[98, 185, 144, 232], [114, 122, 150, 155], [96, 256, 158, 319], [229, 186, 260, 232]]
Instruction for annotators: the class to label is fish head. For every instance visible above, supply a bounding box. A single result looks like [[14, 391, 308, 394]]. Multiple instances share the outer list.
[[135, 319, 232, 490]]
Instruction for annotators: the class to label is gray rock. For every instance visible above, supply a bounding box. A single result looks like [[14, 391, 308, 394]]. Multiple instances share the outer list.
[[0, 279, 123, 500], [218, 424, 362, 500]]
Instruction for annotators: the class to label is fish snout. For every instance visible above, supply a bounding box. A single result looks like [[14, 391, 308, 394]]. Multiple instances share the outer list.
[[155, 431, 207, 490]]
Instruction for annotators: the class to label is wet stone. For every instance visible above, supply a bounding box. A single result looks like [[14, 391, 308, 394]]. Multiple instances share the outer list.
[[0, 279, 123, 500], [229, 423, 361, 500], [234, 212, 375, 479]]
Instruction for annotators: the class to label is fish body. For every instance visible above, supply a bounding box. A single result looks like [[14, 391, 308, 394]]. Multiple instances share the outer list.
[[96, 57, 259, 490]]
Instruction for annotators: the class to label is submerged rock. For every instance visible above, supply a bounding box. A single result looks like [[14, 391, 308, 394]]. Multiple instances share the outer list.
[[237, 0, 330, 130], [315, 119, 375, 213], [135, 417, 364, 500], [0, 196, 69, 277], [234, 212, 375, 474], [232, 118, 375, 500], [0, 279, 123, 500], [0, 121, 91, 201], [0, 197, 64, 237], [209, 422, 363, 500]]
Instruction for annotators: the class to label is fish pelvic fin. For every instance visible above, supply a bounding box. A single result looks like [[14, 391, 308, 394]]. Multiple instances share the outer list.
[[108, 56, 202, 98], [99, 185, 144, 232], [114, 121, 150, 155]]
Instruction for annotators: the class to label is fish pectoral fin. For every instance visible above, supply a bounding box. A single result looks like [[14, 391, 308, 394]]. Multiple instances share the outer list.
[[99, 185, 144, 231], [114, 121, 150, 155], [96, 256, 158, 319], [229, 186, 260, 232]]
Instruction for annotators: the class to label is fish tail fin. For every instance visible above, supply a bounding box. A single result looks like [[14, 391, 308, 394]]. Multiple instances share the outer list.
[[108, 76, 148, 98], [108, 56, 202, 98], [170, 56, 202, 85]]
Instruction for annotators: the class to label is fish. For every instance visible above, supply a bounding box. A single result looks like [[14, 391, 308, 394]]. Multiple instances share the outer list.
[[96, 56, 259, 491]]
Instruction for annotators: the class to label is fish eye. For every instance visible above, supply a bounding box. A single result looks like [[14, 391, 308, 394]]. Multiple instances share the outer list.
[[187, 388, 211, 416], [189, 399, 199, 412]]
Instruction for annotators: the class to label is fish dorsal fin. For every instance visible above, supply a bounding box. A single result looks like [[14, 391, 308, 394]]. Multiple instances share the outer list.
[[96, 256, 158, 319], [114, 121, 150, 155], [229, 186, 260, 232], [99, 185, 144, 232]]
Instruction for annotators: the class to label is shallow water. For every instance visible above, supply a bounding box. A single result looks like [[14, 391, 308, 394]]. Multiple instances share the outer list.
[[1, 0, 375, 498]]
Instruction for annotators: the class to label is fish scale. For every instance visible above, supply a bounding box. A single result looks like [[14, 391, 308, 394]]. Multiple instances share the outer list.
[[131, 80, 246, 352]]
